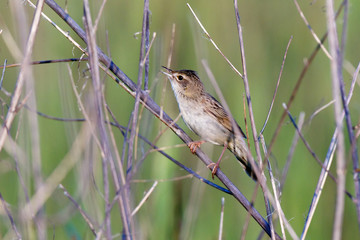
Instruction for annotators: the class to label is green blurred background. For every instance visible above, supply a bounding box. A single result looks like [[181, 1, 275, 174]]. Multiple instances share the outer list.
[[0, 0, 359, 239]]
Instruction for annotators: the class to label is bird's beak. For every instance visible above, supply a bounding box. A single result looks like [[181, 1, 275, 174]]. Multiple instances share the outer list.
[[161, 66, 173, 77]]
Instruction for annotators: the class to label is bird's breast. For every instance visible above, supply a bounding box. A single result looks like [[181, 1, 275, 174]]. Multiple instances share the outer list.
[[176, 96, 230, 145]]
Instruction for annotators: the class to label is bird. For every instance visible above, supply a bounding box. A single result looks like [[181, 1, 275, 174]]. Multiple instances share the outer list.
[[161, 66, 256, 180]]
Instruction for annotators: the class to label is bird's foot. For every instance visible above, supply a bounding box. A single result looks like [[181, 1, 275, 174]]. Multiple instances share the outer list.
[[208, 143, 228, 179], [188, 140, 206, 153], [207, 162, 220, 179]]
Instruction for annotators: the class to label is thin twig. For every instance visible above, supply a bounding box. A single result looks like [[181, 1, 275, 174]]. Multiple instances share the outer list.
[[93, 0, 108, 32], [127, 0, 150, 176], [218, 198, 225, 240], [67, 64, 105, 157], [140, 32, 157, 68], [243, 94, 250, 147], [293, 0, 332, 59], [26, 0, 87, 54], [259, 134, 286, 240], [132, 99, 146, 176], [59, 184, 98, 237], [104, 103, 131, 238], [186, 3, 243, 79], [132, 174, 196, 183], [104, 103, 129, 184], [0, 192, 21, 239], [0, 58, 88, 69], [260, 36, 293, 135], [326, 0, 346, 238], [144, 4, 150, 91], [233, 1, 274, 238], [131, 181, 158, 216], [83, 2, 113, 238], [308, 100, 335, 122], [283, 104, 329, 171], [337, 0, 360, 230], [280, 112, 305, 193], [0, 59, 6, 89]]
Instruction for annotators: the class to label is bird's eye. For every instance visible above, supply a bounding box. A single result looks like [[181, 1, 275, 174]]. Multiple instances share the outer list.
[[177, 75, 183, 80]]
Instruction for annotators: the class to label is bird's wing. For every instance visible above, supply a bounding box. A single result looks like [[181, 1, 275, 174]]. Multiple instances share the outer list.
[[203, 94, 246, 138]]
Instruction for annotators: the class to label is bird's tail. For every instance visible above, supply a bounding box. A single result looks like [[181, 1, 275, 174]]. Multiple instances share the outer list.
[[227, 136, 257, 181]]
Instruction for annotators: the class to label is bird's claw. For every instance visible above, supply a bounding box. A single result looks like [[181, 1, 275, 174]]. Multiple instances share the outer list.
[[188, 140, 205, 153], [207, 162, 220, 179]]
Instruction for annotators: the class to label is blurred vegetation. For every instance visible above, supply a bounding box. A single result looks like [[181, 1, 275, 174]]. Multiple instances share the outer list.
[[0, 0, 359, 239]]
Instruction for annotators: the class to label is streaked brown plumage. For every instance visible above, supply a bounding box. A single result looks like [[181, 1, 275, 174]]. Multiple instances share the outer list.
[[162, 66, 256, 180]]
